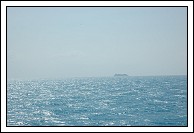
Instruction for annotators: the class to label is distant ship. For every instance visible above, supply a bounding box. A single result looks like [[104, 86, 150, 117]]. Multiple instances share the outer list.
[[114, 74, 128, 77]]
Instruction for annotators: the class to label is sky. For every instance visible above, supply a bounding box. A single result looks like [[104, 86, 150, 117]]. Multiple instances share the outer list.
[[7, 7, 187, 79]]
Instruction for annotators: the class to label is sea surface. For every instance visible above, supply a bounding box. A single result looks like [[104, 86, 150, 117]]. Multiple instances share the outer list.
[[7, 76, 187, 126]]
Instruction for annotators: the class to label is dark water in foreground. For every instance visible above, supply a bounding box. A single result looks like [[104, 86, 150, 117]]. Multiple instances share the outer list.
[[7, 76, 187, 126]]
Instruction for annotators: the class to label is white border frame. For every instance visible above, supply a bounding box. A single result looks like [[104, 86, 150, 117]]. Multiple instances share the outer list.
[[1, 1, 193, 132]]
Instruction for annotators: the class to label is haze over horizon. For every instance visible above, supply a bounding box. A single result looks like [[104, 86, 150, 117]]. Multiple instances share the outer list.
[[7, 7, 187, 80]]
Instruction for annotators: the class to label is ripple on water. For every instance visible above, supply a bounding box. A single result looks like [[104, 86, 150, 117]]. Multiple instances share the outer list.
[[7, 76, 187, 126]]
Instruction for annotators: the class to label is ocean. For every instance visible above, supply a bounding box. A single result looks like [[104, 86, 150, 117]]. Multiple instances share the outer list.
[[7, 76, 187, 126]]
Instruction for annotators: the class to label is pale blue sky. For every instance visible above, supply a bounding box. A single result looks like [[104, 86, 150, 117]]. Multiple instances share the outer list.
[[7, 7, 187, 79]]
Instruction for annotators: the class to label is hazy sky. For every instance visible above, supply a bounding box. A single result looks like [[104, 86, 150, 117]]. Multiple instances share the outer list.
[[7, 7, 187, 79]]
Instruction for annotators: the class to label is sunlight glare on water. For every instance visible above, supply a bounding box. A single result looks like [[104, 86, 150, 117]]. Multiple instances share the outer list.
[[7, 76, 187, 126]]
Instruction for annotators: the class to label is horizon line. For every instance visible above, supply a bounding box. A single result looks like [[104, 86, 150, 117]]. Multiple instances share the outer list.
[[7, 74, 187, 81]]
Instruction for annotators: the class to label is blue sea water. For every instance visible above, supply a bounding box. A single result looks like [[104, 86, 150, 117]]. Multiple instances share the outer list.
[[7, 76, 187, 126]]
